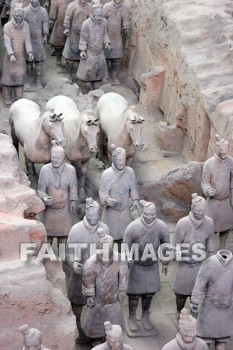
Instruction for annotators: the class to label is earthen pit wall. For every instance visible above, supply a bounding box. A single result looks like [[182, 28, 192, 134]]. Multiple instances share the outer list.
[[125, 0, 233, 161]]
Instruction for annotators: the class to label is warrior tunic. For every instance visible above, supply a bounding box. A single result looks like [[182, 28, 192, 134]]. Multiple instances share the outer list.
[[201, 154, 233, 232], [169, 212, 215, 295], [66, 217, 109, 305], [62, 0, 91, 60], [99, 165, 139, 240], [77, 15, 110, 81], [124, 216, 170, 295], [24, 4, 49, 61], [38, 163, 78, 237], [161, 333, 208, 350], [49, 0, 72, 48], [103, 0, 129, 59], [92, 342, 133, 350], [191, 251, 233, 341], [2, 19, 33, 86], [82, 253, 128, 338]]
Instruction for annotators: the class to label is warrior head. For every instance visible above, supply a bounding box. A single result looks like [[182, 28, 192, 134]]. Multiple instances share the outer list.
[[140, 200, 156, 225], [104, 321, 123, 350], [51, 141, 65, 168], [111, 144, 126, 171], [179, 309, 196, 343], [85, 197, 100, 226], [19, 325, 43, 350], [215, 134, 229, 160], [191, 193, 206, 220]]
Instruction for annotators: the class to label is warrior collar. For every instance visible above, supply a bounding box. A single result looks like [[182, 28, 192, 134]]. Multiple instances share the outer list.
[[176, 332, 197, 350], [112, 1, 122, 9], [140, 215, 157, 229], [12, 17, 24, 29], [214, 154, 228, 163], [189, 211, 204, 230], [29, 4, 41, 11], [83, 215, 99, 234], [112, 163, 126, 177], [217, 249, 233, 266], [52, 163, 65, 189]]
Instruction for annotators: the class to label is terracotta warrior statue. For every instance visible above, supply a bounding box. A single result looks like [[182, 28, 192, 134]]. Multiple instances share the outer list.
[[49, 0, 72, 72], [191, 249, 233, 349], [24, 0, 49, 89], [77, 0, 110, 93], [201, 134, 233, 249], [19, 324, 51, 350], [161, 308, 208, 350], [1, 6, 34, 106], [103, 0, 129, 85], [63, 0, 91, 80], [169, 193, 216, 318], [91, 321, 134, 350], [123, 200, 170, 333], [99, 145, 140, 243], [82, 228, 128, 345], [66, 197, 109, 344], [37, 143, 78, 249]]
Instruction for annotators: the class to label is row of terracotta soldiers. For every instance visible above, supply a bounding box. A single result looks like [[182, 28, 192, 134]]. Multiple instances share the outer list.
[[36, 134, 233, 349], [1, 0, 129, 105]]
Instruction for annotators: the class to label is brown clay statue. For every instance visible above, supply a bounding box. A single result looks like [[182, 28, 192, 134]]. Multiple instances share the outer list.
[[63, 0, 91, 80], [97, 92, 144, 165], [103, 0, 129, 85], [49, 0, 72, 73], [82, 228, 128, 345], [24, 0, 49, 89], [37, 143, 78, 248], [191, 249, 233, 349], [77, 0, 110, 93], [99, 145, 140, 242], [169, 193, 216, 318], [66, 198, 109, 344], [201, 134, 233, 249], [161, 309, 208, 350], [91, 321, 134, 350], [123, 200, 170, 335], [19, 324, 51, 350], [1, 6, 34, 106]]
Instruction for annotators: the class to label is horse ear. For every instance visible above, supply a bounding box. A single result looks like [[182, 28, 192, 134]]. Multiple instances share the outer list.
[[49, 113, 57, 122], [139, 116, 145, 122], [94, 118, 99, 125], [86, 119, 92, 125], [129, 115, 137, 123]]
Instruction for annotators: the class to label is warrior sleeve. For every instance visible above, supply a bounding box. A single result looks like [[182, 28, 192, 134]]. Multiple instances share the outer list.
[[3, 24, 14, 56], [68, 166, 78, 202], [24, 23, 33, 54], [173, 219, 184, 244], [63, 3, 73, 28], [42, 9, 49, 35], [191, 259, 210, 305], [79, 21, 88, 51], [99, 171, 111, 205], [201, 159, 215, 196], [65, 226, 80, 268], [37, 166, 48, 200], [122, 5, 129, 30], [119, 261, 128, 292], [206, 218, 216, 255], [82, 257, 96, 297], [49, 0, 57, 20], [104, 19, 111, 45], [129, 168, 139, 201]]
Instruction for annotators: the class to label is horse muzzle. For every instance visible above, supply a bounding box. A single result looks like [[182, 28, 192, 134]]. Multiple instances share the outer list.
[[134, 143, 144, 151]]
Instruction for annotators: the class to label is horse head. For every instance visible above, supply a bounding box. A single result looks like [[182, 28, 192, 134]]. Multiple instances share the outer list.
[[44, 112, 67, 148], [80, 110, 99, 155], [125, 106, 145, 151]]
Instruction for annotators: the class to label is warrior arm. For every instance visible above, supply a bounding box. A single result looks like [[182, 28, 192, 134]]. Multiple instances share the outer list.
[[206, 219, 216, 255], [104, 19, 111, 45], [24, 23, 33, 54], [129, 169, 139, 201], [42, 9, 49, 35], [99, 172, 111, 205], [65, 227, 81, 268], [63, 4, 73, 29], [201, 161, 215, 196], [122, 5, 130, 30], [230, 170, 233, 205], [68, 167, 78, 202], [79, 21, 88, 51], [82, 258, 96, 297], [37, 167, 48, 199], [3, 25, 14, 56], [119, 262, 128, 292], [49, 0, 57, 21], [191, 261, 209, 305]]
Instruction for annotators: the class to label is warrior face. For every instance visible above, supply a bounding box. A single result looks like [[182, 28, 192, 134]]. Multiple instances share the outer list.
[[216, 144, 229, 160], [79, 0, 87, 4], [106, 335, 123, 350], [180, 328, 196, 343], [92, 6, 103, 23], [51, 147, 65, 168], [191, 201, 205, 220], [113, 0, 122, 4], [25, 345, 42, 350], [86, 206, 100, 226], [31, 0, 40, 6], [13, 9, 24, 23], [142, 205, 156, 225]]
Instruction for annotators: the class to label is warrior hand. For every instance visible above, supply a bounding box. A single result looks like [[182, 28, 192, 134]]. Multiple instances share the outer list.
[[80, 51, 86, 59], [124, 29, 129, 35], [105, 43, 111, 50], [162, 264, 168, 276], [43, 0, 49, 8], [49, 19, 55, 30], [132, 200, 141, 216], [43, 196, 53, 206], [73, 261, 83, 274], [64, 28, 70, 36], [9, 54, 16, 62], [43, 35, 47, 44], [87, 296, 96, 306], [207, 188, 216, 197], [106, 197, 118, 207], [28, 53, 34, 62], [190, 302, 198, 314], [70, 201, 76, 215], [118, 291, 126, 304]]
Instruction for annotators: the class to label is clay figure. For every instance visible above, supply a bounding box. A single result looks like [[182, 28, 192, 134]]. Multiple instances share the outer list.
[[63, 0, 91, 80], [9, 0, 30, 18], [169, 193, 216, 317], [91, 321, 134, 350], [99, 145, 140, 241], [49, 0, 72, 72], [66, 197, 109, 344], [19, 324, 51, 350], [9, 99, 66, 176], [1, 6, 34, 106], [191, 249, 233, 349], [97, 92, 144, 165], [77, 0, 110, 92], [161, 308, 208, 350], [201, 134, 233, 249], [82, 228, 128, 343], [45, 95, 99, 199], [24, 0, 49, 89], [103, 0, 129, 85], [123, 200, 170, 333], [37, 143, 78, 248]]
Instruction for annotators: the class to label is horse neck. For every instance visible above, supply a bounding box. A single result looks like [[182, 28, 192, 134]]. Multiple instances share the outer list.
[[117, 113, 131, 147], [34, 116, 51, 150]]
